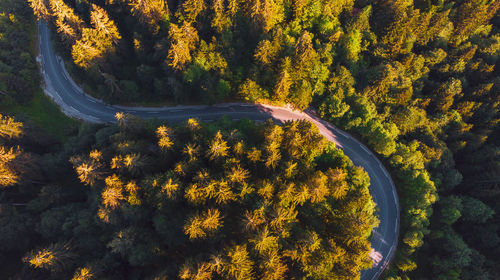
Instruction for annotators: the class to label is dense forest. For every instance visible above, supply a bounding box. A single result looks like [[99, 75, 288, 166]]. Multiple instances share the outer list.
[[0, 0, 496, 279], [0, 113, 379, 279]]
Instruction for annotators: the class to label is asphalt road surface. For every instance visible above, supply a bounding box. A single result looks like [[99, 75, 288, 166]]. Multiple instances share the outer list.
[[37, 20, 399, 280]]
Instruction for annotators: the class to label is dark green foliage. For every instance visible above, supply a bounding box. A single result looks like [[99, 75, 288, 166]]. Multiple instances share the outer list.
[[0, 0, 38, 106], [14, 0, 500, 278], [0, 118, 378, 279]]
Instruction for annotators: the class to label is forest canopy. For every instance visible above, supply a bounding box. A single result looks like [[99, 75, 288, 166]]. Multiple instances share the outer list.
[[8, 0, 500, 279], [0, 116, 379, 279]]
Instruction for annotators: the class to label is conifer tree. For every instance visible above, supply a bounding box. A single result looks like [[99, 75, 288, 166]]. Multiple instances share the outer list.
[[0, 114, 23, 139], [89, 4, 121, 44], [207, 131, 230, 160], [182, 0, 206, 22], [23, 242, 75, 273], [168, 22, 199, 70], [0, 146, 20, 187], [211, 0, 231, 33], [28, 0, 50, 20], [129, 0, 169, 31]]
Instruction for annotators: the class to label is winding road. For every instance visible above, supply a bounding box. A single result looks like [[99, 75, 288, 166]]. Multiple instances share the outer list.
[[37, 21, 399, 280]]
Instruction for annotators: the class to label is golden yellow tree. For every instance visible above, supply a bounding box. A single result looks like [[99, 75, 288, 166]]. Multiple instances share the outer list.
[[102, 174, 125, 208], [23, 242, 75, 273], [71, 4, 121, 69], [49, 0, 83, 33], [71, 28, 107, 69], [129, 0, 169, 32], [250, 0, 284, 32], [90, 4, 121, 44], [72, 267, 94, 280], [182, 0, 206, 22], [274, 67, 291, 102], [225, 245, 254, 280], [211, 0, 231, 32], [28, 0, 50, 20], [184, 209, 223, 239], [207, 131, 230, 160], [0, 146, 20, 187], [0, 114, 23, 139], [168, 22, 199, 70], [70, 150, 105, 186], [56, 17, 78, 44]]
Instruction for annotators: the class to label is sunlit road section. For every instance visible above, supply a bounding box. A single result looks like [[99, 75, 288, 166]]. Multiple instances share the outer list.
[[37, 20, 399, 280]]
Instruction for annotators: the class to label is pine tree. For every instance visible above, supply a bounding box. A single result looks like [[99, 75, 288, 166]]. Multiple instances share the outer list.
[[207, 131, 230, 160], [250, 226, 278, 254], [23, 242, 75, 273], [451, 0, 500, 46], [70, 150, 105, 187], [274, 60, 291, 102], [129, 0, 169, 32], [254, 40, 277, 65], [49, 0, 83, 31], [72, 267, 94, 280], [212, 0, 231, 33], [70, 4, 120, 69], [168, 22, 199, 70], [225, 245, 254, 280], [28, 0, 50, 21], [102, 174, 125, 208], [90, 4, 121, 44], [0, 114, 23, 139], [0, 146, 20, 187], [250, 0, 284, 32], [182, 0, 206, 22], [55, 18, 78, 44], [260, 250, 288, 280], [184, 209, 223, 239], [71, 28, 107, 69]]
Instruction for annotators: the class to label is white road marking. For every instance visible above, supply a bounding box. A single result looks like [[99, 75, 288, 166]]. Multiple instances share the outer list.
[[395, 221, 398, 233], [361, 145, 370, 153], [88, 99, 96, 103], [147, 111, 159, 114], [387, 246, 394, 257], [338, 131, 349, 138], [381, 166, 390, 179], [371, 270, 381, 280], [393, 190, 398, 206]]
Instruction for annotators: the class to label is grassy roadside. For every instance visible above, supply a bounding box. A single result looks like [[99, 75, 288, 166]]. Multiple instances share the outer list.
[[1, 19, 79, 142], [4, 88, 79, 142]]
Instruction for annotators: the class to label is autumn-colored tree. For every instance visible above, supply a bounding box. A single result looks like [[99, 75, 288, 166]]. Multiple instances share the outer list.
[[28, 0, 50, 20], [211, 0, 231, 32], [207, 131, 229, 160], [168, 22, 199, 70], [0, 146, 20, 187], [90, 4, 121, 44], [72, 267, 95, 280], [129, 0, 169, 32], [0, 114, 23, 139], [23, 242, 75, 273], [184, 208, 223, 239], [71, 4, 120, 69], [249, 0, 284, 32], [182, 0, 206, 22]]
